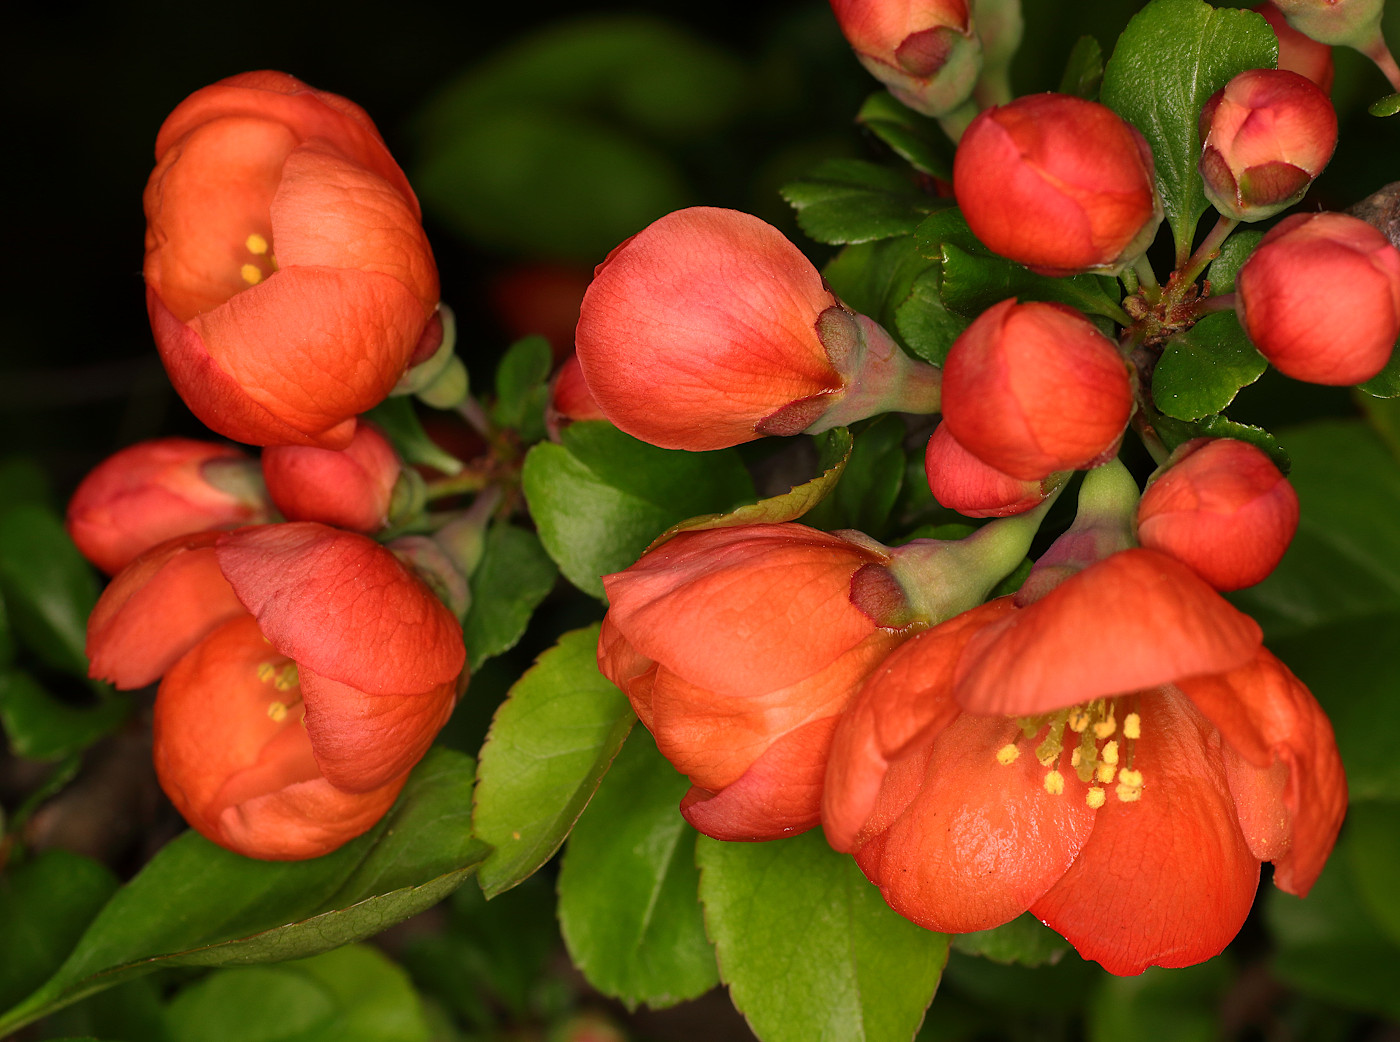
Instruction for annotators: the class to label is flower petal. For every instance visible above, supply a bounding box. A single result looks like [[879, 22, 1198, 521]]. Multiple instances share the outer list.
[[1030, 688, 1260, 975], [955, 549, 1262, 716]]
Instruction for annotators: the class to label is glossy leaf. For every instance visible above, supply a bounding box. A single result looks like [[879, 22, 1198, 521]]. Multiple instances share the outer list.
[[0, 504, 99, 678], [1152, 311, 1266, 421], [462, 523, 558, 671], [558, 730, 717, 1009], [950, 914, 1069, 968], [824, 237, 940, 360], [804, 415, 907, 538], [648, 428, 853, 546], [1058, 35, 1105, 99], [492, 334, 552, 442], [0, 750, 484, 1036], [1357, 337, 1400, 399], [1101, 0, 1277, 257], [854, 92, 954, 179], [0, 671, 129, 761], [781, 159, 942, 245], [473, 624, 634, 898], [1204, 228, 1263, 294], [1153, 411, 1287, 472], [522, 422, 753, 598], [894, 267, 968, 366], [697, 829, 948, 1042], [1369, 91, 1400, 117], [939, 243, 1125, 321]]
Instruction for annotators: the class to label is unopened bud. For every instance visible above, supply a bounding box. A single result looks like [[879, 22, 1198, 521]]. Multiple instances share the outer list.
[[829, 0, 983, 117], [261, 421, 403, 533]]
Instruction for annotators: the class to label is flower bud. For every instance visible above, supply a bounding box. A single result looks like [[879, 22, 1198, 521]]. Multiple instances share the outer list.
[[598, 524, 910, 841], [67, 438, 270, 575], [829, 0, 983, 117], [953, 93, 1162, 277], [546, 354, 607, 441], [1199, 69, 1336, 223], [575, 207, 941, 450], [924, 423, 1051, 517], [941, 299, 1132, 480], [144, 71, 439, 448], [1237, 212, 1400, 385], [1254, 3, 1334, 93], [1269, 0, 1385, 49], [261, 421, 402, 533], [1137, 438, 1299, 591]]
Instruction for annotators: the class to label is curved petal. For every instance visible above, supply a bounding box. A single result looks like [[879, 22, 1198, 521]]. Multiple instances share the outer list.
[[87, 532, 246, 689], [955, 549, 1262, 715], [1030, 688, 1260, 976], [1177, 648, 1347, 896], [823, 600, 1012, 851], [858, 712, 1097, 934], [299, 668, 457, 793], [680, 715, 837, 841], [216, 523, 465, 693], [602, 524, 883, 697], [216, 772, 406, 860], [597, 616, 659, 728]]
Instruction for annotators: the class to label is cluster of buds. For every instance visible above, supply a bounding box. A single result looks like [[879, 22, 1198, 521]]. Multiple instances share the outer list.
[[71, 73, 472, 860]]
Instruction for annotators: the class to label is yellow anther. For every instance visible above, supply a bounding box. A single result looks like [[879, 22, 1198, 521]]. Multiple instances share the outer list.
[[271, 663, 299, 692], [246, 233, 270, 254], [996, 744, 1020, 766], [1115, 767, 1144, 803], [1070, 747, 1082, 768], [1115, 783, 1142, 803], [240, 263, 263, 285], [1124, 713, 1141, 740], [1093, 717, 1116, 739], [256, 662, 276, 684], [1086, 787, 1106, 809], [1102, 740, 1119, 765], [1118, 769, 1143, 787], [1068, 708, 1090, 733], [1044, 770, 1065, 795], [1096, 762, 1117, 784], [266, 701, 287, 722]]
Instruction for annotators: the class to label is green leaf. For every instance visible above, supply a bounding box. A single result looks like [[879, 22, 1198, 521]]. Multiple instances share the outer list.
[[0, 504, 99, 678], [823, 236, 941, 362], [1086, 961, 1232, 1042], [1346, 801, 1400, 946], [1101, 0, 1277, 258], [0, 750, 484, 1035], [1058, 35, 1105, 99], [1204, 228, 1263, 294], [1369, 91, 1400, 117], [1267, 830, 1400, 1020], [894, 267, 969, 367], [473, 625, 634, 898], [366, 397, 463, 476], [855, 92, 954, 180], [0, 671, 129, 761], [697, 829, 948, 1042], [649, 428, 854, 544], [0, 851, 118, 1013], [558, 730, 717, 1009], [781, 159, 943, 245], [462, 523, 557, 671], [1153, 411, 1287, 472], [166, 945, 432, 1042], [491, 335, 552, 442], [939, 243, 1125, 321], [804, 416, 908, 538], [521, 422, 753, 598], [1152, 311, 1266, 421], [950, 914, 1069, 968]]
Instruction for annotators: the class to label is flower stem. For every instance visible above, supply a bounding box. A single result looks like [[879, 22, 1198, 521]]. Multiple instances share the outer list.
[[1193, 291, 1237, 318], [457, 395, 493, 439], [1180, 215, 1239, 287], [938, 99, 981, 144], [1132, 256, 1161, 304], [1363, 37, 1400, 92]]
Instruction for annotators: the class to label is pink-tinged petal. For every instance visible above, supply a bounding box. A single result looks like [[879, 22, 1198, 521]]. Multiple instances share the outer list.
[[830, 0, 971, 55], [680, 715, 836, 841], [575, 207, 840, 450], [823, 600, 1012, 851], [955, 549, 1262, 716], [858, 712, 1097, 934], [299, 668, 457, 793], [216, 523, 465, 693], [216, 772, 406, 861], [597, 616, 659, 729], [924, 424, 1049, 517], [1177, 648, 1347, 896], [650, 629, 900, 792], [261, 421, 402, 534], [601, 524, 883, 697], [272, 144, 438, 312], [1030, 688, 1261, 976], [190, 267, 427, 439], [147, 287, 354, 449], [87, 532, 247, 689]]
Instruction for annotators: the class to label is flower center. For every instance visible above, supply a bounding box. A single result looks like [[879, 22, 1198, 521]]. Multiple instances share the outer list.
[[994, 697, 1145, 808], [256, 658, 303, 723], [239, 232, 278, 287]]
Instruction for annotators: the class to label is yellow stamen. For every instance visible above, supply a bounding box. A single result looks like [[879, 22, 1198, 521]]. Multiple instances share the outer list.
[[1067, 707, 1090, 733], [246, 233, 270, 254], [1115, 767, 1144, 803], [240, 263, 263, 285], [1102, 740, 1119, 765], [1070, 747, 1082, 768], [1118, 769, 1143, 787], [996, 743, 1020, 766], [1096, 762, 1117, 784], [256, 662, 276, 684], [267, 701, 288, 722], [1086, 787, 1106, 809], [1124, 713, 1141, 740], [1044, 770, 1065, 795]]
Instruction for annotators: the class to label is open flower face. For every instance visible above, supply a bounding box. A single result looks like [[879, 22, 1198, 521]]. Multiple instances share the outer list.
[[823, 549, 1346, 975], [143, 71, 439, 449]]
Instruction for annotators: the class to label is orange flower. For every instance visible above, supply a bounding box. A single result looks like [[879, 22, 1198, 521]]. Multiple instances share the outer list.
[[261, 421, 403, 534], [87, 523, 465, 858], [143, 71, 439, 449], [66, 438, 271, 575], [923, 423, 1051, 518], [599, 524, 911, 840], [824, 549, 1345, 975]]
